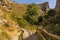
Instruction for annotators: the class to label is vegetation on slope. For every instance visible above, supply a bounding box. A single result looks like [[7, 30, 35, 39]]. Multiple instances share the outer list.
[[0, 0, 60, 40]]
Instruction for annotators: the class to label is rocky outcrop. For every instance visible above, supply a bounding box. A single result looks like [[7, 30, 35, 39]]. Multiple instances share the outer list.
[[0, 17, 7, 25], [55, 0, 60, 10], [0, 0, 7, 6], [38, 2, 50, 13], [0, 0, 11, 5], [0, 10, 7, 25], [0, 0, 12, 13]]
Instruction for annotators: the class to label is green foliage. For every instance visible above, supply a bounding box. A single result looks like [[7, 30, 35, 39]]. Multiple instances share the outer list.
[[0, 32, 11, 40], [34, 9, 60, 36], [47, 9, 56, 16], [16, 18, 28, 27], [43, 14, 49, 19], [11, 13, 28, 27], [24, 3, 39, 25], [42, 10, 60, 36], [27, 3, 38, 15], [37, 16, 43, 25], [56, 11, 60, 14], [11, 13, 19, 20]]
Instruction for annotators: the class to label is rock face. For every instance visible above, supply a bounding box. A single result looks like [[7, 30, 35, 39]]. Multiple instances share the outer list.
[[55, 0, 60, 10], [0, 0, 11, 13], [0, 0, 10, 5], [0, 10, 7, 25], [38, 2, 50, 13], [38, 2, 50, 15], [0, 0, 7, 5]]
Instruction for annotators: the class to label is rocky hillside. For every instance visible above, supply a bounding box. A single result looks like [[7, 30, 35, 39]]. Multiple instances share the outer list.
[[0, 0, 60, 40], [0, 0, 50, 40], [11, 2, 50, 16]]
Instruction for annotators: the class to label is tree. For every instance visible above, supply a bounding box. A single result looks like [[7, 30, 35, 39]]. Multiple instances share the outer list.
[[24, 3, 39, 25]]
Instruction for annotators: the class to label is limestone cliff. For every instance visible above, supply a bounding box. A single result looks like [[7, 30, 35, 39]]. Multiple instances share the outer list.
[[38, 2, 50, 15], [55, 0, 60, 10]]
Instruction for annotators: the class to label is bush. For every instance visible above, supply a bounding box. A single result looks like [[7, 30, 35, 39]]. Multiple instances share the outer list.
[[16, 18, 28, 27], [47, 9, 56, 16], [11, 13, 28, 27], [24, 3, 39, 25]]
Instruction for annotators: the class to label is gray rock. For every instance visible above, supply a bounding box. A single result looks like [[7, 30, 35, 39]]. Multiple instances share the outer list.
[[55, 0, 60, 10], [38, 2, 50, 13]]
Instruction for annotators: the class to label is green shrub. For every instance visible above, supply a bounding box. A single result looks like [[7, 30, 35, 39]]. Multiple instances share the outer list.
[[24, 3, 39, 25], [11, 13, 28, 27], [47, 9, 56, 16], [16, 18, 28, 27]]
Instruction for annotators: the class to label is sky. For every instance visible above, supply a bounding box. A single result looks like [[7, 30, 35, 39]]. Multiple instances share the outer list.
[[12, 0, 56, 8]]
